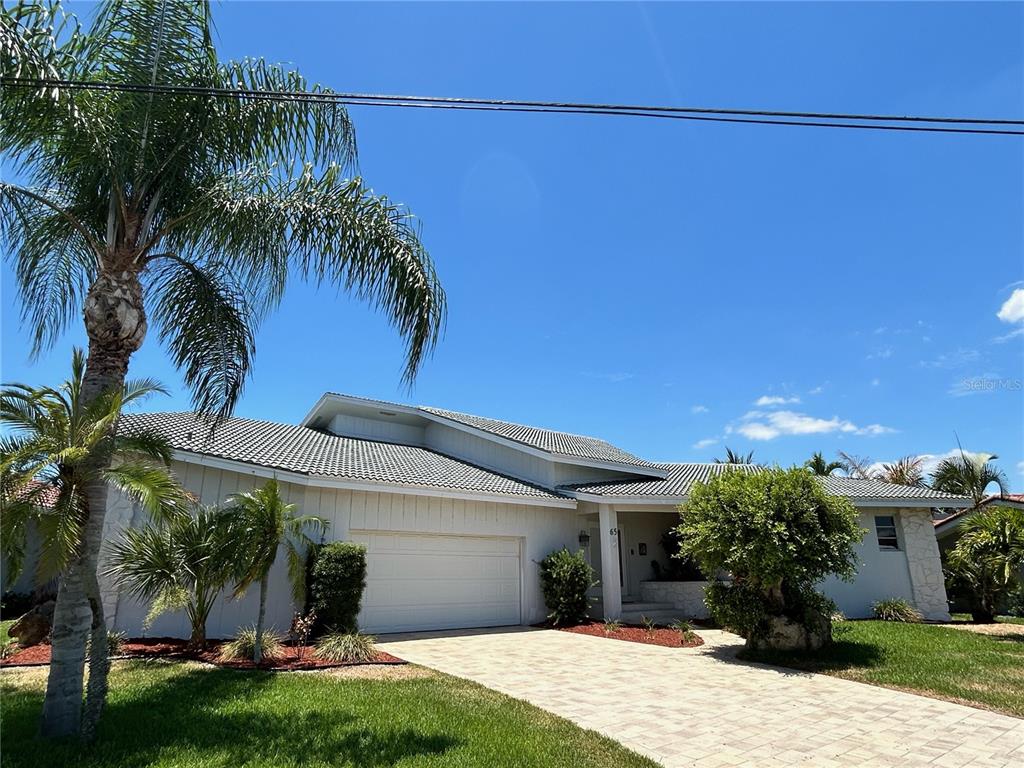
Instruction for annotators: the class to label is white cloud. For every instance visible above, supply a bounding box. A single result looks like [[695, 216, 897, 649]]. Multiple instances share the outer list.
[[997, 288, 1024, 323], [866, 347, 893, 360], [871, 378, 881, 387], [870, 449, 1001, 482], [1018, 460, 1024, 476], [692, 437, 718, 449], [754, 395, 801, 407], [690, 404, 709, 414], [808, 385, 824, 395], [920, 348, 982, 369], [993, 327, 1024, 344], [733, 410, 895, 441]]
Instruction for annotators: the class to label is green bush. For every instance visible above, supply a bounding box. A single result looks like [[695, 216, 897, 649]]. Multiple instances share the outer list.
[[872, 598, 923, 623], [309, 542, 367, 634], [538, 548, 595, 626], [677, 467, 863, 648], [1008, 588, 1024, 618], [314, 632, 378, 663], [219, 626, 284, 661]]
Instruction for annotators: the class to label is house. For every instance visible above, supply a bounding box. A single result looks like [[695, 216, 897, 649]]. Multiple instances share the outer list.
[[99, 393, 969, 638], [933, 493, 1024, 554]]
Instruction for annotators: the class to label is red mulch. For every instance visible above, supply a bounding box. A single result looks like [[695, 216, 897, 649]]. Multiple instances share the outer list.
[[0, 638, 403, 671], [554, 621, 704, 648]]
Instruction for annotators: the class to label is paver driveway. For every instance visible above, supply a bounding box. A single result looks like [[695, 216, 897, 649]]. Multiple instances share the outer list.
[[377, 627, 1024, 768]]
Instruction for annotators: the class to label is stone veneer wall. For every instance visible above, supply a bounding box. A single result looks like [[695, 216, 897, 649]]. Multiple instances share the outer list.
[[898, 507, 952, 621], [639, 581, 710, 619]]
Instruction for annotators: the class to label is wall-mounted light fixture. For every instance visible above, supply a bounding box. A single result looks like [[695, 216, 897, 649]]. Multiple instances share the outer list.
[[578, 530, 591, 547]]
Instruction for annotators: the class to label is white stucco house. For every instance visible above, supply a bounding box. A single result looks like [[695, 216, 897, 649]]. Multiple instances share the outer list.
[[100, 392, 969, 638]]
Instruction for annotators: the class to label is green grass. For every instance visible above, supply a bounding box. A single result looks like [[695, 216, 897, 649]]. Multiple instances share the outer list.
[[740, 620, 1024, 717], [0, 661, 657, 768], [1, 618, 17, 654]]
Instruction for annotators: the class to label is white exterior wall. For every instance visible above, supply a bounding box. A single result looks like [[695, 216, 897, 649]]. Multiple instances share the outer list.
[[423, 422, 555, 487], [618, 511, 677, 597], [100, 460, 578, 639], [328, 413, 426, 446], [819, 507, 949, 620]]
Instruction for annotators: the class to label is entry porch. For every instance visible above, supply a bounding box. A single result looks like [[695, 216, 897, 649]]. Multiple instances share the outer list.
[[576, 503, 711, 623]]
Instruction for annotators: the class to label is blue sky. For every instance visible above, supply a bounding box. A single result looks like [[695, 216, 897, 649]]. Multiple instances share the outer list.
[[2, 2, 1022, 488]]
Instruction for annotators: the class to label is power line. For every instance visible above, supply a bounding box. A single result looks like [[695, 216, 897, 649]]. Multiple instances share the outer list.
[[3, 77, 1023, 136]]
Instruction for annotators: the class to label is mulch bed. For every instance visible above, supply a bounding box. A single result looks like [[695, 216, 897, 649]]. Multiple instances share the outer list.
[[0, 637, 404, 671], [552, 621, 704, 648]]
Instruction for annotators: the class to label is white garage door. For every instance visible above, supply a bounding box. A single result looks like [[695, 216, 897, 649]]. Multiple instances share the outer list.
[[350, 531, 521, 634]]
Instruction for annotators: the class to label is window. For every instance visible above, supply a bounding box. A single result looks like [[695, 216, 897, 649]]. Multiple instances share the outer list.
[[874, 515, 899, 550]]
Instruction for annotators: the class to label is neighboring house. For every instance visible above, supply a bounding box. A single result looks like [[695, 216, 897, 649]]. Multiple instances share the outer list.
[[934, 494, 1024, 556], [1, 481, 59, 596], [99, 393, 969, 638]]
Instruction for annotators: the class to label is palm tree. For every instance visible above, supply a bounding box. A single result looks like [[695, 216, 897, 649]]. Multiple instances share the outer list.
[[874, 456, 926, 488], [931, 452, 1007, 507], [837, 451, 873, 480], [714, 447, 755, 465], [946, 506, 1024, 623], [105, 505, 240, 647], [805, 452, 843, 476], [225, 479, 327, 663], [2, 0, 444, 737], [0, 348, 187, 739]]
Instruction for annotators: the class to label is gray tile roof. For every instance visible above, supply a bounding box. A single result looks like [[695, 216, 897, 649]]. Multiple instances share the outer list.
[[120, 412, 569, 501], [565, 463, 971, 505], [418, 406, 658, 469]]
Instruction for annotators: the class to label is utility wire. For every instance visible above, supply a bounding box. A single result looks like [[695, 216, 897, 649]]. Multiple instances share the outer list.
[[4, 77, 1023, 136]]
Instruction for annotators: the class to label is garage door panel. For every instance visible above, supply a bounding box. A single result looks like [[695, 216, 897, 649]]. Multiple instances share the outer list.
[[352, 531, 522, 634]]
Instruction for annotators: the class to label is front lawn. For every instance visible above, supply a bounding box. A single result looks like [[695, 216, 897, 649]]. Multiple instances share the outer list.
[[0, 661, 657, 768], [740, 619, 1024, 717]]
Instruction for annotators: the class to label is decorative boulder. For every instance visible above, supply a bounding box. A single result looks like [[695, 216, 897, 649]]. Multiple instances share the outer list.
[[9, 599, 56, 647], [747, 612, 832, 652]]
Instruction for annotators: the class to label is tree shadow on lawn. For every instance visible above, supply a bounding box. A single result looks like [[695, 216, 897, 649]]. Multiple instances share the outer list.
[[709, 627, 885, 675], [1, 662, 460, 768]]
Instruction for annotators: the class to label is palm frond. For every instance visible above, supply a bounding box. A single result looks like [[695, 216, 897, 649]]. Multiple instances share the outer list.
[[147, 255, 256, 417], [104, 462, 188, 520], [173, 164, 445, 385]]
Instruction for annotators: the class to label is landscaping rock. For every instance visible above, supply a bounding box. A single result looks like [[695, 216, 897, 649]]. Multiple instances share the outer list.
[[748, 612, 831, 652], [9, 600, 55, 647]]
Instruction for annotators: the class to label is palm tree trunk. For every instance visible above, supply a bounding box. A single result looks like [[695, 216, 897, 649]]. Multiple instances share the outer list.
[[254, 574, 268, 664], [40, 269, 147, 739]]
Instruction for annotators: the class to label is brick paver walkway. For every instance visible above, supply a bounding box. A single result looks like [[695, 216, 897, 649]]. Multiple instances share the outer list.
[[377, 627, 1024, 768]]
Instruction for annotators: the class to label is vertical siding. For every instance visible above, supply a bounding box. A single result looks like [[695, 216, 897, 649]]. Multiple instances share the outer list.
[[102, 461, 578, 639]]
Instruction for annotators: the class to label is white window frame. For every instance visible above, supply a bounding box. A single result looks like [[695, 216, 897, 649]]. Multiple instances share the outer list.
[[874, 514, 900, 550]]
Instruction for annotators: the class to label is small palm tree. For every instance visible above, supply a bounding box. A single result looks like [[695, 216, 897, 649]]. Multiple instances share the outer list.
[[105, 505, 239, 648], [2, 0, 444, 736], [225, 479, 327, 663], [0, 348, 187, 739], [805, 452, 843, 476], [947, 506, 1024, 623], [931, 452, 1007, 507], [714, 447, 755, 465], [874, 456, 926, 488]]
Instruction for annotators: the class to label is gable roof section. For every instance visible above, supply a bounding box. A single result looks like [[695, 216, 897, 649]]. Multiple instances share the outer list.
[[120, 412, 571, 504], [565, 463, 972, 507], [419, 405, 660, 470]]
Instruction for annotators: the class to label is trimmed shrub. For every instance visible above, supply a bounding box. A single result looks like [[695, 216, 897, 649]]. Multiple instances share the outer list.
[[677, 467, 863, 650], [314, 632, 378, 663], [872, 598, 923, 623], [219, 626, 284, 661], [538, 547, 595, 626], [309, 542, 367, 634]]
